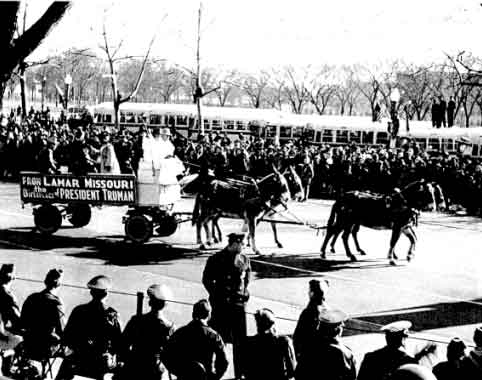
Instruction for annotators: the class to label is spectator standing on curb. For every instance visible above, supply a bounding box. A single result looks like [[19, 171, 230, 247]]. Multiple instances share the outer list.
[[243, 308, 296, 380], [21, 269, 65, 363], [202, 233, 251, 380], [164, 299, 228, 380], [56, 275, 122, 380], [293, 279, 330, 360], [119, 284, 175, 380]]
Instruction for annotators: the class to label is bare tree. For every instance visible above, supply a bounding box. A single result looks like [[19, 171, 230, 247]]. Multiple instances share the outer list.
[[100, 17, 156, 128], [236, 70, 270, 108], [333, 66, 360, 115], [283, 66, 310, 114], [307, 65, 337, 115], [0, 1, 71, 110]]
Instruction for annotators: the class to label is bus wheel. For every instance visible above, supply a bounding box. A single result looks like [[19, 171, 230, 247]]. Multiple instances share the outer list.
[[125, 214, 153, 244], [34, 205, 62, 235], [67, 204, 92, 227]]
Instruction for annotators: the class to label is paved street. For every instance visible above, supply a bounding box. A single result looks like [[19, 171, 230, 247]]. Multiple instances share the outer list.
[[1, 181, 482, 374]]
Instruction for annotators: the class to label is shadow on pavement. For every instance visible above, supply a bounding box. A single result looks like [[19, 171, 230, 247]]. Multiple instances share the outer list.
[[251, 254, 393, 279], [343, 299, 482, 338], [0, 228, 202, 266]]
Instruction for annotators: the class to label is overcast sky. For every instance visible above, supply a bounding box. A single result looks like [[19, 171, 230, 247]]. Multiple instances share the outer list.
[[26, 0, 482, 71]]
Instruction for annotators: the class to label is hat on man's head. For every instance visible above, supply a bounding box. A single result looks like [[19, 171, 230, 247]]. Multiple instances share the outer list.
[[255, 308, 276, 331], [228, 233, 245, 244], [87, 275, 112, 291], [309, 279, 329, 296], [147, 284, 172, 302], [381, 321, 412, 336], [0, 264, 15, 282], [160, 128, 171, 136], [45, 268, 63, 286], [318, 308, 347, 325]]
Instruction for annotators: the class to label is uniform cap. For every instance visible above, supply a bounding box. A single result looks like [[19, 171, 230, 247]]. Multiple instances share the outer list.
[[309, 279, 329, 295], [147, 284, 172, 301], [381, 320, 412, 336], [255, 308, 276, 330], [389, 364, 436, 380], [318, 308, 347, 325], [87, 275, 112, 290]]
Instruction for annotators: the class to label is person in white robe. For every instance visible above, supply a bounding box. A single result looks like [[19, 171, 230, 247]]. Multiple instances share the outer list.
[[99, 133, 121, 174]]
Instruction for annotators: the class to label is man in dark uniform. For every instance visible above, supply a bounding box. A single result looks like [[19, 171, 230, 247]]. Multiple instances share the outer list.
[[243, 308, 296, 380], [0, 264, 21, 335], [358, 321, 435, 380], [202, 233, 251, 380], [119, 284, 175, 380], [37, 136, 58, 174], [295, 308, 356, 380], [56, 275, 122, 380], [164, 299, 228, 380], [293, 279, 330, 360], [21, 269, 65, 363]]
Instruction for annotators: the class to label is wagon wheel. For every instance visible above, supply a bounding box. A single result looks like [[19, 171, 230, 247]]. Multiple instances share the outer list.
[[125, 214, 153, 244], [34, 205, 62, 235], [155, 214, 178, 237], [67, 204, 92, 227]]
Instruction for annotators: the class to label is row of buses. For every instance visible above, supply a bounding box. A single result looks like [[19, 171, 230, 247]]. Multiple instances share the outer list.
[[90, 102, 482, 158]]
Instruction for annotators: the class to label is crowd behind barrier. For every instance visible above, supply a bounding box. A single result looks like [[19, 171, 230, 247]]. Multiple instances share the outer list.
[[0, 267, 480, 380], [1, 106, 482, 216]]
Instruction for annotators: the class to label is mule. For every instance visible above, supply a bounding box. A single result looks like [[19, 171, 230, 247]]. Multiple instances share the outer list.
[[192, 168, 292, 254], [320, 180, 436, 265]]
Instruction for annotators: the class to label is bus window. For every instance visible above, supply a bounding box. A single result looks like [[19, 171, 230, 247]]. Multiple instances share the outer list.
[[375, 131, 388, 145], [94, 113, 102, 123], [349, 130, 361, 144], [336, 130, 348, 144], [302, 128, 315, 142], [212, 119, 221, 130], [102, 114, 112, 123], [125, 113, 136, 123], [361, 131, 374, 144], [415, 138, 427, 150], [225, 120, 235, 130], [322, 129, 333, 143], [280, 126, 292, 138], [203, 119, 211, 130], [429, 137, 440, 151], [150, 114, 162, 125], [176, 116, 188, 126], [120, 112, 126, 123], [315, 131, 322, 143], [236, 121, 245, 130], [266, 125, 277, 138], [442, 138, 454, 151], [472, 145, 479, 156], [293, 127, 303, 138]]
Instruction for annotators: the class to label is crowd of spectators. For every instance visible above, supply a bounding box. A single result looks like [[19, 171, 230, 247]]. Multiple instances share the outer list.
[[1, 106, 481, 216], [0, 262, 481, 380]]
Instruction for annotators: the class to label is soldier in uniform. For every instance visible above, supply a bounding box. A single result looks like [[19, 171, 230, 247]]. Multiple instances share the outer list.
[[243, 308, 296, 380], [21, 269, 65, 363], [295, 308, 356, 380], [164, 299, 228, 380], [119, 284, 175, 380], [358, 321, 435, 380], [56, 275, 122, 380], [202, 233, 251, 380], [293, 279, 330, 360]]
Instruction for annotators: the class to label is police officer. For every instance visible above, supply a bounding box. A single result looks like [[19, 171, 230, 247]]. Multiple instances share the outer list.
[[164, 299, 228, 380], [358, 321, 435, 380], [202, 232, 251, 380], [56, 275, 122, 380], [293, 279, 330, 360], [119, 284, 175, 380], [243, 308, 296, 380], [295, 308, 356, 380], [21, 268, 65, 362]]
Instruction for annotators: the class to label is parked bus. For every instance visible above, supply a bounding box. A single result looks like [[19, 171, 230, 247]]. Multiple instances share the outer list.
[[90, 102, 482, 158]]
